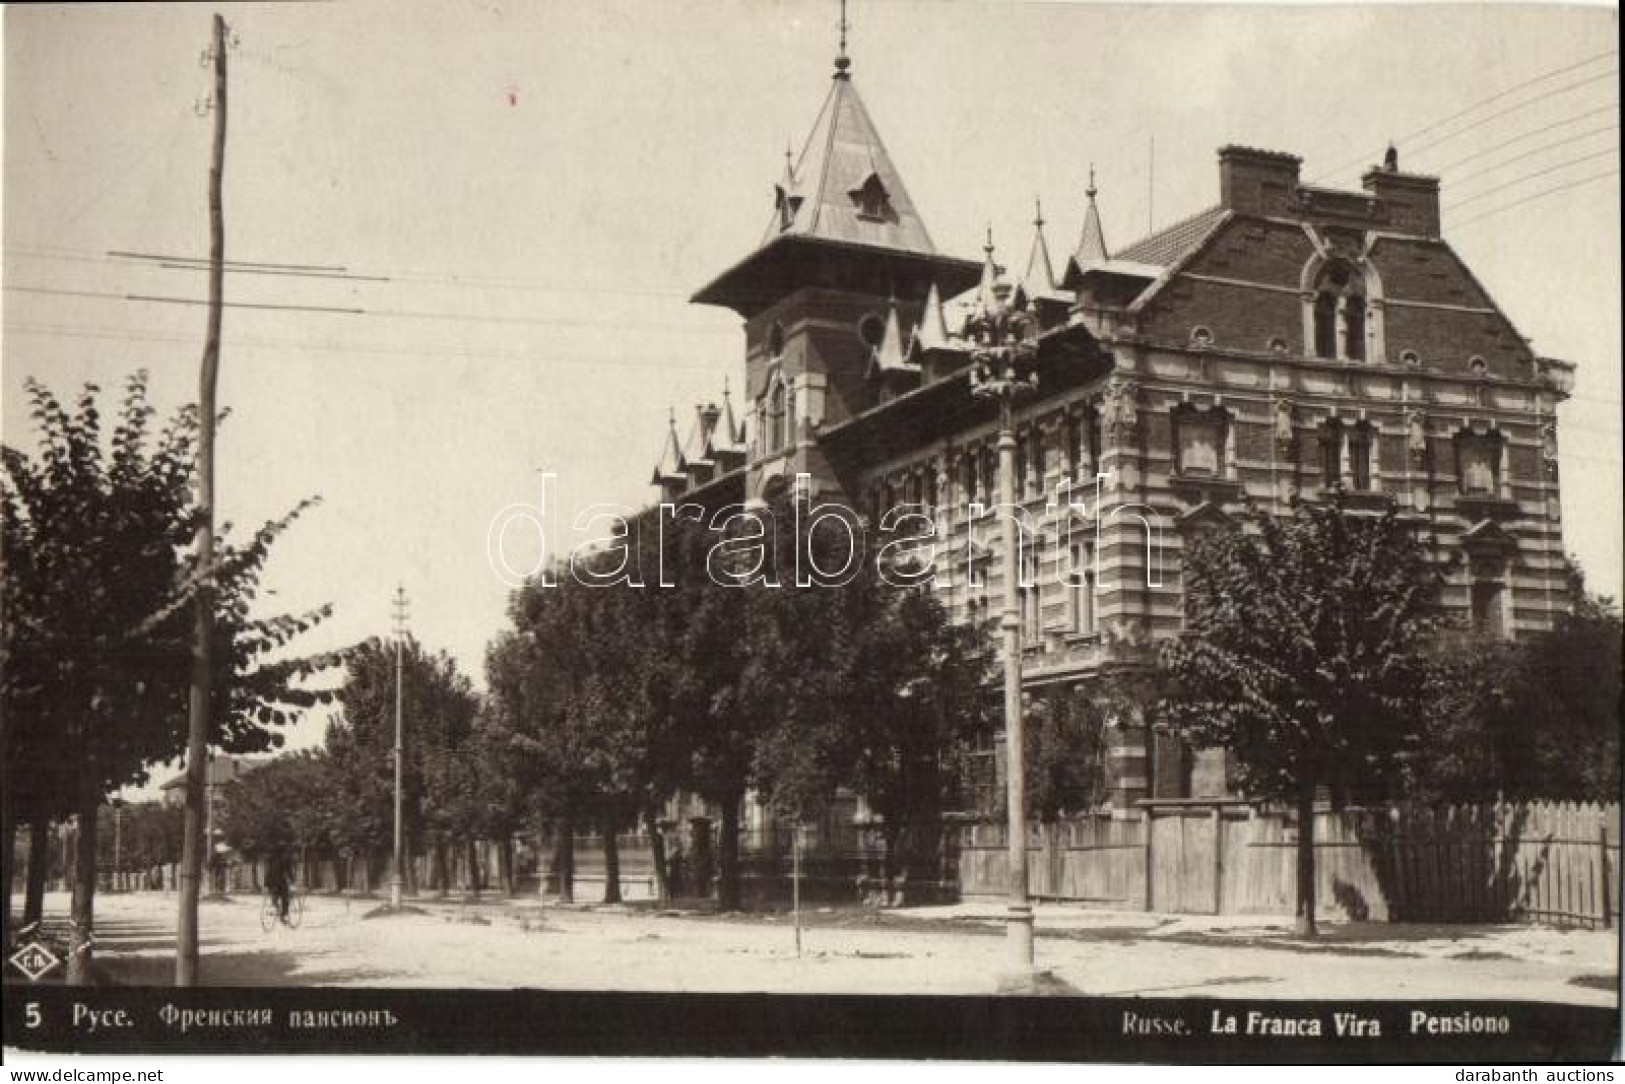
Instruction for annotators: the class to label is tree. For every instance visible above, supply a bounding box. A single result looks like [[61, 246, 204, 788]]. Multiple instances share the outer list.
[[486, 499, 997, 911], [218, 752, 339, 880], [1, 373, 335, 976], [1157, 497, 1440, 937], [1411, 565, 1621, 803], [1024, 686, 1110, 824], [332, 637, 479, 895]]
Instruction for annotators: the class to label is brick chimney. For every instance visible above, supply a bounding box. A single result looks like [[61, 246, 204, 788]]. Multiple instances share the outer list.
[[1362, 152, 1441, 238], [1217, 145, 1302, 215]]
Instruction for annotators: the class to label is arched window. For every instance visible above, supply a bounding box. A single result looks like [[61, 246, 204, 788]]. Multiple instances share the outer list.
[[1310, 260, 1368, 361], [1313, 293, 1338, 359], [768, 382, 785, 454], [783, 382, 797, 450], [1343, 298, 1367, 361]]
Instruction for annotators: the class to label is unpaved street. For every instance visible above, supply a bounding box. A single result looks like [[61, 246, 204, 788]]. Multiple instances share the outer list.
[[15, 890, 1617, 1005]]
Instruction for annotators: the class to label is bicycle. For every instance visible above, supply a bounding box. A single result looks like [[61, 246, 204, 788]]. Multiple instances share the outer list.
[[259, 887, 305, 931]]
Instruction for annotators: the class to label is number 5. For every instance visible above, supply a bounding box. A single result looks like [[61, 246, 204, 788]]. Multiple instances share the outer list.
[[25, 1001, 41, 1027]]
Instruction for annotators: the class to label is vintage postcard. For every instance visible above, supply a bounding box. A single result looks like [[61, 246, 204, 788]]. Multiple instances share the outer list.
[[2, 0, 1620, 1064]]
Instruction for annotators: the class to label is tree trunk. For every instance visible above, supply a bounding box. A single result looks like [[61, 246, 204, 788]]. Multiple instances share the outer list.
[[67, 785, 100, 985], [466, 838, 481, 899], [645, 807, 671, 904], [882, 823, 904, 907], [434, 838, 450, 896], [499, 837, 514, 897], [717, 792, 742, 912], [1, 788, 16, 951], [23, 818, 49, 928], [554, 820, 575, 904], [1293, 779, 1318, 938], [601, 819, 621, 904]]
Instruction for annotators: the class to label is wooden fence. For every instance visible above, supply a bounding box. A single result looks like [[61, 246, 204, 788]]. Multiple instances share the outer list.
[[959, 800, 1620, 928]]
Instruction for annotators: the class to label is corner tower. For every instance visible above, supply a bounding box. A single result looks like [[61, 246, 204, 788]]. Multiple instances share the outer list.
[[692, 44, 981, 501]]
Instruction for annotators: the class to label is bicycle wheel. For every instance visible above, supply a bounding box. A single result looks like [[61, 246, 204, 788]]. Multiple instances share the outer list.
[[259, 896, 277, 933], [286, 892, 304, 929]]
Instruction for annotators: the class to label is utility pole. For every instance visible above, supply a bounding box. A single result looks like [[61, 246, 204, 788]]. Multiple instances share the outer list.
[[966, 268, 1043, 989], [177, 12, 228, 988], [112, 796, 124, 894], [390, 585, 410, 909]]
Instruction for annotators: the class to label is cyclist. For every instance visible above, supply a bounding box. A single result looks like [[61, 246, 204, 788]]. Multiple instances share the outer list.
[[265, 849, 293, 923]]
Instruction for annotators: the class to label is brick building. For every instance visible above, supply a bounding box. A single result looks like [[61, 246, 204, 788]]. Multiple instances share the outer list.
[[647, 46, 1576, 812]]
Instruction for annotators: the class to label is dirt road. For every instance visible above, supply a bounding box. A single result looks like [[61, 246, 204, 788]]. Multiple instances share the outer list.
[[14, 890, 1616, 1004]]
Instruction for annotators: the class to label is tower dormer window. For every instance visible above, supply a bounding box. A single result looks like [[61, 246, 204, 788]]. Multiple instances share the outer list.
[[849, 171, 893, 222]]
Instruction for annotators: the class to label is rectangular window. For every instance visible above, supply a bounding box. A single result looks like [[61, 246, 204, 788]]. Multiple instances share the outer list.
[[1321, 422, 1343, 488], [1069, 541, 1096, 635], [1178, 417, 1220, 477], [1460, 437, 1499, 496], [1019, 550, 1043, 645], [1349, 426, 1373, 491]]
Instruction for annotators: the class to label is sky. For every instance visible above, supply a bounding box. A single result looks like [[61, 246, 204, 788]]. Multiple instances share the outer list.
[[3, 1, 1620, 771]]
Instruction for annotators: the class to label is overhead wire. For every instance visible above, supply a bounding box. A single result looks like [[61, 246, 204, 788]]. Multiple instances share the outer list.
[[1447, 148, 1619, 210], [1310, 48, 1617, 181], [1449, 168, 1620, 231]]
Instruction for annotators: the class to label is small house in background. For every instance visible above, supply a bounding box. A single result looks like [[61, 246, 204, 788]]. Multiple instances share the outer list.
[[158, 754, 269, 893]]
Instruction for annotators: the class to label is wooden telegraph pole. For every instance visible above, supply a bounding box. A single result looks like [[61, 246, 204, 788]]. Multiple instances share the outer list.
[[176, 12, 228, 987]]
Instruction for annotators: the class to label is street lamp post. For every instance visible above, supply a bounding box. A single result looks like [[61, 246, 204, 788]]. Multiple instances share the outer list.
[[390, 585, 410, 909], [967, 284, 1042, 982]]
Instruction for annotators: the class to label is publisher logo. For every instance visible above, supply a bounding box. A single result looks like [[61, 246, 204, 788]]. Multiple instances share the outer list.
[[8, 939, 61, 981]]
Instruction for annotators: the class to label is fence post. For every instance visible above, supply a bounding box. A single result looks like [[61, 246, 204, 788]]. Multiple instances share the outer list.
[[1212, 806, 1224, 915], [1601, 815, 1612, 930], [1142, 808, 1154, 912]]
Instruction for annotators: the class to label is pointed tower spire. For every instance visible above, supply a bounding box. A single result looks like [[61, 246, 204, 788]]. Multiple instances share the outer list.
[[974, 224, 1004, 315], [834, 0, 851, 78], [869, 295, 909, 376], [1075, 164, 1110, 264], [1022, 195, 1057, 295], [693, 6, 982, 317], [909, 281, 952, 357], [714, 378, 748, 454], [650, 407, 687, 486]]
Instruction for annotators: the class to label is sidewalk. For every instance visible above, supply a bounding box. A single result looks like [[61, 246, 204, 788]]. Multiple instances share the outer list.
[[8, 890, 1617, 1004]]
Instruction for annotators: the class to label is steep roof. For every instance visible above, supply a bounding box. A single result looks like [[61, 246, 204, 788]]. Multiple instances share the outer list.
[[908, 281, 956, 357], [159, 755, 266, 791], [1075, 169, 1110, 264], [710, 386, 748, 455], [867, 299, 912, 378], [760, 68, 937, 255], [1114, 205, 1228, 267], [650, 411, 686, 485]]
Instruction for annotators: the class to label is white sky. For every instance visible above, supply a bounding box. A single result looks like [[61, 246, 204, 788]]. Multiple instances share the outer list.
[[4, 1, 1620, 764]]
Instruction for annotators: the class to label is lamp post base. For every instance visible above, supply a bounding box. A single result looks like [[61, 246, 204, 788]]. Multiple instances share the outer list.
[[994, 906, 1076, 994], [1005, 903, 1034, 962], [389, 877, 403, 910]]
